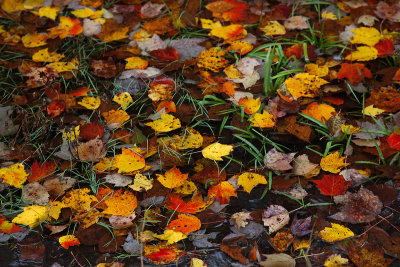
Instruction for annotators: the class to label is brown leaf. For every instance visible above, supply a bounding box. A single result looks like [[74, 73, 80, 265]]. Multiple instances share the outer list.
[[220, 244, 246, 265]]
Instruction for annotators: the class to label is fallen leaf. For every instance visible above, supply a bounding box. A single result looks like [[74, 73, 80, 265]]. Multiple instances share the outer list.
[[28, 160, 56, 183], [0, 163, 28, 188], [145, 243, 184, 265], [264, 148, 295, 171], [319, 223, 354, 242], [364, 105, 385, 117], [145, 114, 181, 133], [320, 152, 349, 173], [238, 172, 267, 193], [230, 211, 252, 228], [249, 110, 276, 128], [59, 235, 80, 249], [166, 214, 201, 234], [268, 229, 294, 252], [12, 205, 48, 228], [202, 142, 233, 161], [154, 230, 187, 245], [313, 175, 352, 196], [208, 181, 237, 204], [259, 253, 296, 267], [324, 254, 349, 267], [262, 205, 290, 234], [156, 166, 188, 189]]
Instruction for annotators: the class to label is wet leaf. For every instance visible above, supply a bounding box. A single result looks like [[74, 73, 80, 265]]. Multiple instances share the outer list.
[[237, 172, 267, 193], [157, 166, 188, 189], [318, 223, 354, 242], [313, 175, 352, 196], [202, 142, 233, 161], [166, 214, 201, 234], [320, 152, 349, 173], [59, 235, 80, 249]]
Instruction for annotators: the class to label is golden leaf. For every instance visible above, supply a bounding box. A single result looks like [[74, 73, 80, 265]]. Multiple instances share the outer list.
[[32, 48, 64, 62], [238, 172, 267, 193], [12, 205, 48, 228], [320, 152, 349, 173], [156, 166, 188, 189], [145, 114, 181, 133], [0, 163, 28, 188], [363, 105, 385, 117], [249, 110, 276, 128], [125, 56, 148, 70], [345, 46, 378, 61], [112, 148, 146, 174], [202, 142, 233, 161], [78, 96, 101, 110], [260, 21, 286, 36], [319, 223, 354, 242], [153, 230, 187, 245], [351, 27, 382, 46]]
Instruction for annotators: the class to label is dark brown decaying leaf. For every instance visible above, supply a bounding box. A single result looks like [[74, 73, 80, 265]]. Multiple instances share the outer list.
[[330, 187, 382, 224]]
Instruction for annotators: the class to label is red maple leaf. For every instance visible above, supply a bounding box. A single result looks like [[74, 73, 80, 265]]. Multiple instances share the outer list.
[[165, 195, 204, 214], [374, 38, 394, 57], [28, 160, 57, 183], [312, 174, 352, 196], [388, 133, 400, 150], [150, 47, 180, 62], [79, 122, 104, 140], [338, 63, 372, 85]]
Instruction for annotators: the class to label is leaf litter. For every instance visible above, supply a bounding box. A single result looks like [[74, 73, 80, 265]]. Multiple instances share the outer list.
[[0, 0, 400, 266]]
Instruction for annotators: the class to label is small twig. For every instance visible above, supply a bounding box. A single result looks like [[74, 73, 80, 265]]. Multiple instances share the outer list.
[[70, 251, 84, 267]]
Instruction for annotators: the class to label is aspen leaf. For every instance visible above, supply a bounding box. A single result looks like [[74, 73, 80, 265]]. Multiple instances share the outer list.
[[319, 223, 354, 242], [364, 105, 385, 117], [320, 152, 349, 173], [202, 142, 233, 161], [157, 166, 188, 189], [0, 163, 28, 188], [12, 205, 48, 228], [22, 33, 47, 48], [47, 59, 79, 73], [153, 230, 187, 245], [238, 172, 267, 193], [59, 235, 80, 249], [249, 110, 276, 128], [78, 96, 101, 110], [145, 114, 181, 133], [322, 11, 337, 20]]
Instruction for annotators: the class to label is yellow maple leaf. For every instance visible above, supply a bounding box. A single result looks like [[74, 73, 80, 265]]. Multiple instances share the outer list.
[[260, 21, 286, 36], [129, 173, 153, 191], [38, 6, 60, 20], [78, 96, 101, 110], [156, 166, 188, 189], [62, 188, 98, 213], [224, 64, 243, 79], [32, 48, 64, 62], [125, 56, 148, 70], [174, 180, 197, 195], [47, 59, 79, 73], [47, 201, 66, 220], [341, 124, 360, 134], [202, 142, 233, 161], [249, 110, 276, 128], [101, 189, 138, 216], [284, 73, 329, 100], [113, 148, 146, 173], [102, 109, 130, 128], [12, 205, 48, 228], [363, 105, 385, 117], [351, 27, 382, 46], [154, 230, 187, 245], [320, 152, 349, 173], [71, 7, 95, 18], [319, 223, 354, 242], [209, 24, 247, 42], [145, 114, 181, 133], [324, 254, 349, 267], [113, 92, 133, 109], [21, 33, 47, 48], [0, 163, 28, 188], [345, 46, 378, 61], [238, 172, 267, 193], [305, 63, 329, 77]]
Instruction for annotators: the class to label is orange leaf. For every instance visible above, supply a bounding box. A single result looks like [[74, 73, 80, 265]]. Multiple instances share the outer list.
[[28, 160, 57, 183], [59, 235, 80, 249], [302, 102, 336, 123], [156, 100, 176, 114], [238, 97, 261, 114], [156, 166, 188, 189], [112, 148, 146, 174], [96, 188, 138, 216], [268, 229, 294, 252], [150, 47, 180, 62], [102, 109, 130, 128], [45, 101, 65, 118], [166, 214, 201, 234], [337, 63, 372, 85], [165, 194, 207, 214], [145, 243, 184, 265], [320, 152, 349, 173], [207, 181, 237, 204], [374, 38, 394, 56], [0, 217, 23, 233]]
